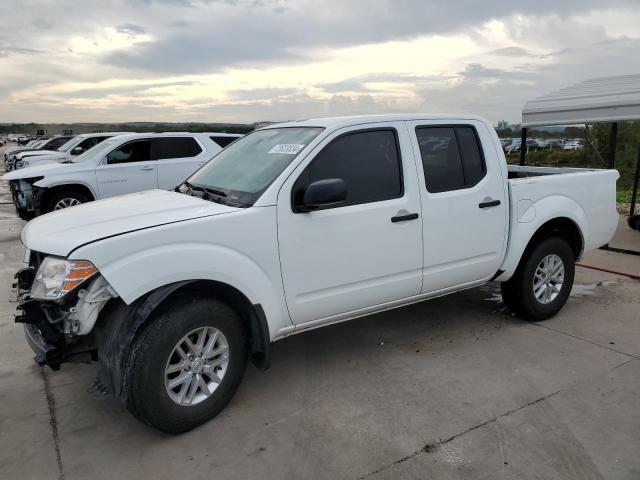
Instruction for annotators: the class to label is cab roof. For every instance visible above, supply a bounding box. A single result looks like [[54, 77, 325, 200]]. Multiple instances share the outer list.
[[264, 113, 489, 130]]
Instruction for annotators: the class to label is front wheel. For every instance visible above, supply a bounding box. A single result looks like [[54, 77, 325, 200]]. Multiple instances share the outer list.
[[44, 190, 90, 213], [501, 237, 575, 321], [124, 296, 248, 433]]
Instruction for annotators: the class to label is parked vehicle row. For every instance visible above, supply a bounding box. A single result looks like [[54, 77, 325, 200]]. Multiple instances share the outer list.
[[6, 134, 28, 143], [4, 132, 243, 218], [10, 114, 619, 432], [500, 137, 585, 153], [4, 135, 74, 170], [7, 132, 131, 171]]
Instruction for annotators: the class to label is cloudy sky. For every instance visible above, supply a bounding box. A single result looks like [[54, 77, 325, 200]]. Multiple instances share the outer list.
[[1, 0, 639, 124]]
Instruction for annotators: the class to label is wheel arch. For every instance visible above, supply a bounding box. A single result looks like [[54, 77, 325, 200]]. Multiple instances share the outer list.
[[497, 214, 585, 282], [39, 183, 96, 210], [94, 280, 271, 401]]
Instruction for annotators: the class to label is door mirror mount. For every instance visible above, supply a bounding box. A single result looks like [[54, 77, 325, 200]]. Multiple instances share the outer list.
[[296, 178, 347, 213]]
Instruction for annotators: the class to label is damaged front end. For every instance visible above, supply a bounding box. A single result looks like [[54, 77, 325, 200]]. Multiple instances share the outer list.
[[9, 177, 45, 220], [13, 251, 118, 370]]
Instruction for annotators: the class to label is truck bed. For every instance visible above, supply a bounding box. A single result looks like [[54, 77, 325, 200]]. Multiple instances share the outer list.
[[503, 164, 619, 269], [507, 164, 606, 179]]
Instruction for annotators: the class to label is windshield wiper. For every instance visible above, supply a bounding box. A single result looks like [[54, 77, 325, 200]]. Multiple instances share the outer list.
[[202, 187, 227, 197], [183, 182, 226, 197], [181, 182, 231, 205], [182, 181, 203, 193]]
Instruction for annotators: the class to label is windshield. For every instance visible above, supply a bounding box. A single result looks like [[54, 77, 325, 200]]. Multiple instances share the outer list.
[[184, 127, 323, 206], [57, 137, 80, 152], [71, 137, 120, 163]]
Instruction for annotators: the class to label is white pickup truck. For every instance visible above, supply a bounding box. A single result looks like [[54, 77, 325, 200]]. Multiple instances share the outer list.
[[4, 132, 242, 219], [13, 114, 619, 433]]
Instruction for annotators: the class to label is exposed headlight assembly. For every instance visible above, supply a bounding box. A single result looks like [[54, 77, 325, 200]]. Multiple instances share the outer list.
[[31, 258, 98, 300]]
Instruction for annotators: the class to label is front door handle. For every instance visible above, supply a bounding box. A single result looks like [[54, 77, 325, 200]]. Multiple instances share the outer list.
[[479, 199, 501, 208], [391, 212, 419, 223], [140, 166, 154, 171]]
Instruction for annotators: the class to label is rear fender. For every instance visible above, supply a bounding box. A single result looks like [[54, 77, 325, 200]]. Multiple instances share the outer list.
[[496, 195, 587, 281]]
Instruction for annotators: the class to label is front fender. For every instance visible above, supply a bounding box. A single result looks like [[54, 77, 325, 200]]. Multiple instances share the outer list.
[[34, 179, 98, 199], [71, 241, 292, 341], [497, 195, 587, 281]]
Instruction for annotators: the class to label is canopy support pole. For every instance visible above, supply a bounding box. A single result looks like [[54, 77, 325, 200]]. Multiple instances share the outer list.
[[630, 144, 640, 217], [608, 122, 618, 169], [519, 127, 527, 166]]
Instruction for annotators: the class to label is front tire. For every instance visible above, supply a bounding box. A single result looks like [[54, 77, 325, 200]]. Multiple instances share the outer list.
[[501, 237, 575, 321], [44, 190, 90, 213], [124, 296, 248, 433]]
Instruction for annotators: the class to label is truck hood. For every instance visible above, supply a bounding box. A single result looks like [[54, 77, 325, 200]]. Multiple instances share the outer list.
[[2, 161, 71, 180], [21, 152, 68, 165], [16, 149, 60, 159], [22, 190, 240, 257]]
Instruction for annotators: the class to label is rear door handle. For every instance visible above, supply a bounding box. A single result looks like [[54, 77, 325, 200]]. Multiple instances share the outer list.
[[479, 199, 501, 208], [391, 212, 419, 223], [140, 166, 154, 171]]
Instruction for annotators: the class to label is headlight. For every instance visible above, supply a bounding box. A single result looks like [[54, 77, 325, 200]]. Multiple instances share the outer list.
[[31, 258, 98, 300], [15, 161, 24, 169]]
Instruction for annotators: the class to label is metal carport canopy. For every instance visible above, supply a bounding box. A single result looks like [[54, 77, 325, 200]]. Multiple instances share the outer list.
[[522, 74, 640, 127]]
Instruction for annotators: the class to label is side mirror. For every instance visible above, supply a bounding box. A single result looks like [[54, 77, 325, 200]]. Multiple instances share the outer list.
[[298, 178, 347, 212], [71, 146, 84, 155]]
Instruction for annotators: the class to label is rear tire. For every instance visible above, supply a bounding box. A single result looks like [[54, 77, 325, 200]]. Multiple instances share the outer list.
[[44, 190, 90, 213], [124, 296, 248, 433], [501, 237, 575, 321]]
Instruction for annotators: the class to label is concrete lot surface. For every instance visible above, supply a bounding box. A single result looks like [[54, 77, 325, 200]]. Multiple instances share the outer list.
[[1, 146, 639, 480]]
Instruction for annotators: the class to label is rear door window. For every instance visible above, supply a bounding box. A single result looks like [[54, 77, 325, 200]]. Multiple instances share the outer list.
[[106, 140, 152, 164], [45, 137, 71, 150], [77, 137, 98, 150], [416, 125, 486, 193], [152, 137, 202, 160]]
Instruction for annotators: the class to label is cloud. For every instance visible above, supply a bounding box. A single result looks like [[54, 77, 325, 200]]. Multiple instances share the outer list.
[[320, 80, 369, 94], [0, 44, 43, 57], [491, 46, 533, 57], [458, 63, 533, 80], [1, 1, 640, 123], [227, 87, 300, 101], [114, 23, 146, 35], [99, 0, 639, 75]]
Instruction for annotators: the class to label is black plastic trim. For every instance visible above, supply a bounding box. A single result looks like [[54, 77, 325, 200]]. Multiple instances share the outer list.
[[479, 199, 501, 208], [249, 304, 271, 370], [490, 269, 505, 281], [391, 213, 419, 223]]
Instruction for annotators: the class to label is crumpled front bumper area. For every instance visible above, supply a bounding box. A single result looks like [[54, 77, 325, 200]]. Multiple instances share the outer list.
[[14, 268, 96, 370], [9, 180, 42, 220]]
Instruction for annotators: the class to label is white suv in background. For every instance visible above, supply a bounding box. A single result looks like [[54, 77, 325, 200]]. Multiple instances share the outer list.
[[12, 132, 132, 170], [4, 132, 242, 219]]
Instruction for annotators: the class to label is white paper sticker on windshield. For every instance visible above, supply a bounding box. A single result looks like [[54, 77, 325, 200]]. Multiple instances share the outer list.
[[268, 144, 306, 155]]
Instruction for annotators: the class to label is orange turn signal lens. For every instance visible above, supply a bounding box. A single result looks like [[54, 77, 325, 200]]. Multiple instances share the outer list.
[[62, 261, 98, 292]]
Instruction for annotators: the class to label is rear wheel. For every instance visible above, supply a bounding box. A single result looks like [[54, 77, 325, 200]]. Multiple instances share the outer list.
[[44, 190, 90, 213], [124, 296, 248, 433], [501, 237, 575, 321]]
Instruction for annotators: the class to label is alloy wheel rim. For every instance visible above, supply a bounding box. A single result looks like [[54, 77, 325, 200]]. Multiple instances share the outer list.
[[54, 197, 81, 210], [532, 254, 564, 304], [164, 326, 229, 406]]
